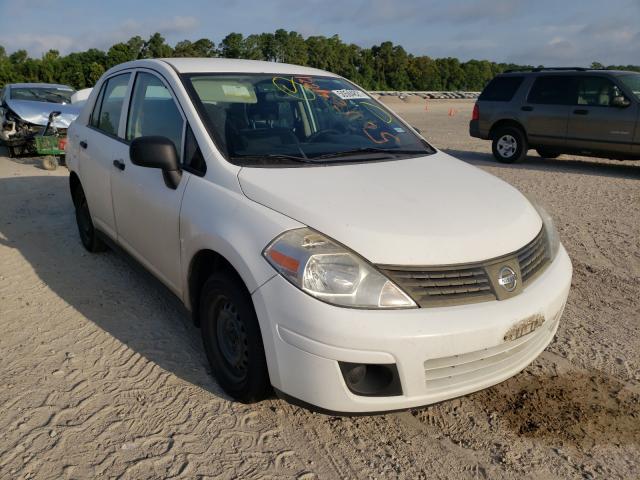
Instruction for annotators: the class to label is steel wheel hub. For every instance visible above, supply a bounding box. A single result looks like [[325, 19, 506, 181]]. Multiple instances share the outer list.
[[216, 300, 248, 378]]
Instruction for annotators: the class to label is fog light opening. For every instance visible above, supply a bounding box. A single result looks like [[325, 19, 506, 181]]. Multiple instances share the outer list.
[[339, 362, 402, 397]]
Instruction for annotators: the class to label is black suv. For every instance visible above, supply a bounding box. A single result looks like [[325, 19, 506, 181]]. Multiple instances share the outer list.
[[470, 68, 640, 163]]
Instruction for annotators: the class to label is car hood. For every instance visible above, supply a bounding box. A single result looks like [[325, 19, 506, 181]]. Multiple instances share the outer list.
[[5, 99, 82, 128], [238, 151, 542, 266]]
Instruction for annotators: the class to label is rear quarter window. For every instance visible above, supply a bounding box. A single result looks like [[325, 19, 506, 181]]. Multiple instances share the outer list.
[[479, 76, 524, 102]]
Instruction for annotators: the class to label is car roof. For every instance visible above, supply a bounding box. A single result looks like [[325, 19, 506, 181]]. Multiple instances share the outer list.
[[159, 57, 338, 77], [6, 83, 74, 90]]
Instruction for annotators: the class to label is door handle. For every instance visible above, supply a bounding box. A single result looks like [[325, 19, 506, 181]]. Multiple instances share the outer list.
[[521, 106, 533, 112], [573, 109, 589, 115], [113, 159, 126, 171], [79, 141, 88, 149]]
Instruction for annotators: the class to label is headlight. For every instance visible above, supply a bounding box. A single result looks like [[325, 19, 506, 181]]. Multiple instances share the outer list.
[[528, 199, 560, 260], [263, 228, 417, 309]]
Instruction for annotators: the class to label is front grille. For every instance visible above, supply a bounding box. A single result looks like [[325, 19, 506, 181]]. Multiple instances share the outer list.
[[517, 228, 547, 283], [380, 265, 495, 307], [380, 228, 551, 307]]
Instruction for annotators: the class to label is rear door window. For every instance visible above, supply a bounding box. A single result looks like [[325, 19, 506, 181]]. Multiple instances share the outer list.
[[527, 76, 574, 105], [91, 73, 131, 136], [126, 72, 185, 160], [479, 76, 524, 101]]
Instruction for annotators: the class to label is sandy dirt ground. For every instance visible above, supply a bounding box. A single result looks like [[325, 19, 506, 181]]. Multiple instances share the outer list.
[[0, 99, 639, 479]]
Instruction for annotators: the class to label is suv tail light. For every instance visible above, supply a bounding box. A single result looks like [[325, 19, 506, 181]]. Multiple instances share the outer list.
[[472, 103, 480, 121]]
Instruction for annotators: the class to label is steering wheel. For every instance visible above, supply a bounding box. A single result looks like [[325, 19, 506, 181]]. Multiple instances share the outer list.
[[307, 129, 342, 143]]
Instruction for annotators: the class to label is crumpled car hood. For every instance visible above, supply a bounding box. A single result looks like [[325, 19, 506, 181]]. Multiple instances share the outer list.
[[5, 99, 82, 128]]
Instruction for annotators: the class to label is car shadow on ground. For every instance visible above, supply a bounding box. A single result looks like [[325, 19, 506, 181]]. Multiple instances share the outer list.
[[0, 174, 235, 402], [444, 149, 640, 180]]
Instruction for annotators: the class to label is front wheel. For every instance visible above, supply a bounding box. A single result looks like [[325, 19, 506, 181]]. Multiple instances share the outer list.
[[200, 272, 270, 403], [492, 126, 527, 163]]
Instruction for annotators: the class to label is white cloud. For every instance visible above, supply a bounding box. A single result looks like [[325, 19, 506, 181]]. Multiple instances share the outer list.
[[0, 16, 199, 56], [0, 33, 74, 55]]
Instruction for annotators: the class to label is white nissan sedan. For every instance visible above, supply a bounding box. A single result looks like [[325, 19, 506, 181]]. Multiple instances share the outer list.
[[66, 58, 572, 413]]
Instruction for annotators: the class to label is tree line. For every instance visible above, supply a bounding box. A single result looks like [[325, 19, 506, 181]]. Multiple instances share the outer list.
[[1, 30, 639, 92]]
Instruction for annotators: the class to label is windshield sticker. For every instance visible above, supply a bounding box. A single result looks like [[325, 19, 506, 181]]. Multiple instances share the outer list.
[[222, 84, 253, 99], [394, 127, 406, 133], [332, 89, 370, 100]]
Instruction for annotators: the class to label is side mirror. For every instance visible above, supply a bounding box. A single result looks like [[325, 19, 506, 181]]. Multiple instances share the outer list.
[[612, 96, 630, 108], [130, 136, 182, 189], [412, 126, 422, 134]]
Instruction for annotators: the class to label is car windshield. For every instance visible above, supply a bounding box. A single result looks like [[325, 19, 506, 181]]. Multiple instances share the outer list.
[[183, 74, 434, 165], [618, 74, 640, 100], [10, 86, 74, 104]]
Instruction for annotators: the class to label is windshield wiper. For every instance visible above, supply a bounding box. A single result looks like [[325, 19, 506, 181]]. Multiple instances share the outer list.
[[230, 153, 319, 165], [313, 147, 430, 160]]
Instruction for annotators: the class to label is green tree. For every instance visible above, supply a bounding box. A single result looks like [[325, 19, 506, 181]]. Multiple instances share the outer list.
[[219, 33, 245, 58], [141, 33, 173, 58]]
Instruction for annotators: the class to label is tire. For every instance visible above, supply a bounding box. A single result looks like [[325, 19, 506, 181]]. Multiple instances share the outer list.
[[73, 186, 107, 253], [200, 272, 270, 403], [536, 148, 560, 159], [492, 126, 527, 163], [41, 156, 58, 170]]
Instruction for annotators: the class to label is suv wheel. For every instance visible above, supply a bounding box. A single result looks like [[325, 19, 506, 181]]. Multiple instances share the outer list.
[[536, 148, 560, 159], [200, 272, 270, 403], [73, 186, 107, 252], [492, 126, 527, 163]]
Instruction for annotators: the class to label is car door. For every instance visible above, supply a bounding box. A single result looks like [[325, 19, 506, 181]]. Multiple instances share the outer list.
[[566, 76, 638, 155], [110, 70, 191, 295], [76, 72, 133, 239], [520, 76, 572, 148]]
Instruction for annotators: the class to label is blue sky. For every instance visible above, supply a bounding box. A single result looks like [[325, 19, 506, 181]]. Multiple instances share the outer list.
[[1, 0, 639, 65]]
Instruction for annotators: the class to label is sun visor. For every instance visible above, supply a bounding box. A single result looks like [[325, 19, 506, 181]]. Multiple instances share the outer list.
[[192, 78, 257, 104]]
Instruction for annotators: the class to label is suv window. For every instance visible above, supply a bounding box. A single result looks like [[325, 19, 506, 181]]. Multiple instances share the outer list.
[[91, 73, 131, 136], [527, 76, 573, 105], [479, 76, 524, 102], [575, 77, 623, 107], [126, 72, 184, 159]]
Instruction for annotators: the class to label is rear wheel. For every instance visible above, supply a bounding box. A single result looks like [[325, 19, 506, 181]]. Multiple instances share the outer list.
[[73, 186, 107, 252], [536, 148, 560, 159], [200, 272, 270, 403], [492, 126, 527, 163]]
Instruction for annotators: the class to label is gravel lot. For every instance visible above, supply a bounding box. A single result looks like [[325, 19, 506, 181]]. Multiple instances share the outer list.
[[1, 99, 638, 479]]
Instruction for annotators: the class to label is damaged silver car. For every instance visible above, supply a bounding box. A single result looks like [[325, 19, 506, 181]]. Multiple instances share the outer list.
[[0, 83, 82, 157]]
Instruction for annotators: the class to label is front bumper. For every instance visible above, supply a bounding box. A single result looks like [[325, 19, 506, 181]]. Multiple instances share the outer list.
[[252, 245, 572, 413]]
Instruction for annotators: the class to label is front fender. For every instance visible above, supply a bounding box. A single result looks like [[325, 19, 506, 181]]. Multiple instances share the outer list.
[[179, 174, 303, 309]]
